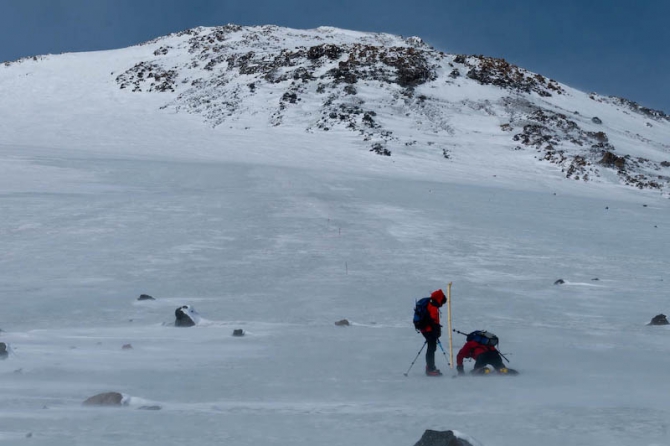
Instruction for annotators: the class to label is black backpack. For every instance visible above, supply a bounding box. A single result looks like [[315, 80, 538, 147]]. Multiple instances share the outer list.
[[413, 297, 432, 330], [467, 330, 498, 347]]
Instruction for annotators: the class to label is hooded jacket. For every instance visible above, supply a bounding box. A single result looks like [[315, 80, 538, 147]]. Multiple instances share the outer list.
[[420, 289, 446, 334]]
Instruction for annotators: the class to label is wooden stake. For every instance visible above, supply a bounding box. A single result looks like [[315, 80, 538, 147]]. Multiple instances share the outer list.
[[447, 282, 454, 368]]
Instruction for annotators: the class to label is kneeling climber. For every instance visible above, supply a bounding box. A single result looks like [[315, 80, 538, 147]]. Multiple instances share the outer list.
[[456, 330, 507, 375]]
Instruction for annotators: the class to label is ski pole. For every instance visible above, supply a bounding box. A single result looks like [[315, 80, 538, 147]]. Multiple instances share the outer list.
[[437, 340, 451, 368], [403, 341, 427, 376], [446, 282, 454, 368]]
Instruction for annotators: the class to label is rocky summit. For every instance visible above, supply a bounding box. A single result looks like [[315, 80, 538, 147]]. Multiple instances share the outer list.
[[4, 24, 669, 195]]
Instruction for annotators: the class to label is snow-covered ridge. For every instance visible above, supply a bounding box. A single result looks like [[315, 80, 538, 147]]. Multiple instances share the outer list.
[[2, 24, 669, 195], [115, 25, 670, 194]]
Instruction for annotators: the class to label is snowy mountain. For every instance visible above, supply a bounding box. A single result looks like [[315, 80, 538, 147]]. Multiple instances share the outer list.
[[3, 24, 670, 195], [1, 25, 669, 446]]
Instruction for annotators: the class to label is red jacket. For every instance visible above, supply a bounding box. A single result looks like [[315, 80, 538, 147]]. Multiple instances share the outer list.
[[456, 340, 497, 366], [420, 289, 446, 334]]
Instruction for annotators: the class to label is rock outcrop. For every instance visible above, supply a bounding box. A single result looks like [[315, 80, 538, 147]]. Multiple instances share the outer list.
[[648, 314, 669, 325], [175, 305, 201, 327], [82, 392, 127, 406], [413, 430, 474, 446]]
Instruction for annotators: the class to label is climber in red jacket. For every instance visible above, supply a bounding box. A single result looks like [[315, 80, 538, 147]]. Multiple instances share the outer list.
[[456, 333, 504, 375], [420, 289, 446, 376]]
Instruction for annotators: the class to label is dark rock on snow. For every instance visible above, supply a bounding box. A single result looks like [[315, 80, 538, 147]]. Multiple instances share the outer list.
[[554, 279, 565, 285], [138, 405, 162, 411], [335, 319, 350, 326], [414, 430, 474, 446], [232, 329, 245, 337], [648, 314, 669, 326], [138, 294, 155, 301], [175, 305, 199, 327], [82, 392, 126, 406]]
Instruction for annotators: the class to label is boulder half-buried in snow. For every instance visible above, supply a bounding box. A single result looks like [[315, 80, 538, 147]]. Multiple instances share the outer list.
[[82, 392, 128, 406], [175, 305, 201, 327], [648, 314, 669, 325], [413, 430, 474, 446]]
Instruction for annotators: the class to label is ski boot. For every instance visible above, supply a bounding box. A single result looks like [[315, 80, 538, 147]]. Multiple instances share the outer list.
[[496, 367, 519, 375], [425, 366, 443, 377]]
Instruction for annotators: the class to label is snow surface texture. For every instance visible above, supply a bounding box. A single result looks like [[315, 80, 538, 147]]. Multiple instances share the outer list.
[[0, 24, 669, 446]]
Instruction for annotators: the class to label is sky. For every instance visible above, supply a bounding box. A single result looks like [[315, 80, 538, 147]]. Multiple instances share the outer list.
[[0, 0, 669, 113]]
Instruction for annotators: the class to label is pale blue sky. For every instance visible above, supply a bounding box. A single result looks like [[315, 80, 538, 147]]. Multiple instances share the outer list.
[[1, 0, 668, 112]]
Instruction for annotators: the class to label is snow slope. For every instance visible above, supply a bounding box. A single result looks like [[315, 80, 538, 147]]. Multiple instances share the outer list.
[[0, 24, 669, 446], [2, 24, 669, 193]]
